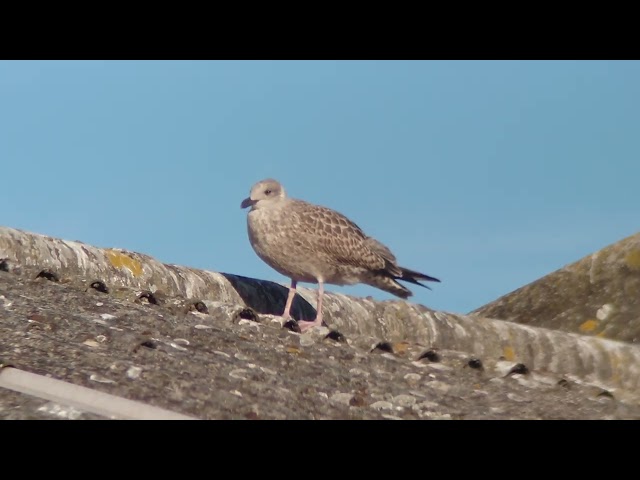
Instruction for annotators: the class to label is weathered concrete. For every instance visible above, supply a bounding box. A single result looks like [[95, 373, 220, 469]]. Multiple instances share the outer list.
[[472, 232, 640, 344], [1, 225, 640, 419]]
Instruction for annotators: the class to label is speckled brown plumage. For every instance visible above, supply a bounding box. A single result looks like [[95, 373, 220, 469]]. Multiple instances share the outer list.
[[241, 178, 440, 331]]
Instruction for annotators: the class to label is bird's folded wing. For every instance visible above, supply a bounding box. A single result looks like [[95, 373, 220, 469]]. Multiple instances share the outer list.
[[289, 201, 387, 272]]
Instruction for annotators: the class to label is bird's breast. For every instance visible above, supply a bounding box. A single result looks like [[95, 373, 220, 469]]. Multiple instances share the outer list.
[[246, 208, 335, 283]]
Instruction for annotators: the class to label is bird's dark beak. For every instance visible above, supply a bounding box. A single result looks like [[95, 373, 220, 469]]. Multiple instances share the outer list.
[[241, 197, 256, 209]]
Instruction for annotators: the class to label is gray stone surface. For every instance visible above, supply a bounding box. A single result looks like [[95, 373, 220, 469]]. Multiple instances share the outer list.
[[472, 232, 640, 343], [0, 389, 105, 420], [1, 225, 640, 419]]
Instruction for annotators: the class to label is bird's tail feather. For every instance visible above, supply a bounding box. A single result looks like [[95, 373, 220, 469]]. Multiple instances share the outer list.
[[367, 266, 440, 299], [363, 273, 411, 299], [398, 267, 440, 291]]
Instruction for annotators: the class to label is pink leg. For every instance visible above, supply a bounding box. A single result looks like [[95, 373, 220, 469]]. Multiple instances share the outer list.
[[282, 279, 297, 318], [298, 280, 324, 332]]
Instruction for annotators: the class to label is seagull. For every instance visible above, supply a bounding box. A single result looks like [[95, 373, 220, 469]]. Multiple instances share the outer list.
[[241, 178, 440, 331]]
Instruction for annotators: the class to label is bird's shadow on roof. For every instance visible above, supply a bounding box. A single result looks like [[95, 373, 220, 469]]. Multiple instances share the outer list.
[[220, 273, 316, 321]]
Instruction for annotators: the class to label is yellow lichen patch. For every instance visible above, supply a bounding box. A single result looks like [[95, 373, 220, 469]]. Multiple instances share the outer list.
[[579, 319, 599, 333], [502, 346, 515, 362], [392, 342, 411, 355], [106, 250, 143, 277], [625, 250, 640, 270]]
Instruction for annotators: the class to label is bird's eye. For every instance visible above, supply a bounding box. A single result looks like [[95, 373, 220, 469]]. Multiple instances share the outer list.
[[265, 189, 272, 195]]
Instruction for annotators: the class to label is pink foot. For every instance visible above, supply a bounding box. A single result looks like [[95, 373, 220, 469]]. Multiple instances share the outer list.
[[297, 318, 323, 332]]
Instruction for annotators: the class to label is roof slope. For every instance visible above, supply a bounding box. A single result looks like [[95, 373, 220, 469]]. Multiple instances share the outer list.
[[472, 232, 640, 343], [1, 226, 639, 419]]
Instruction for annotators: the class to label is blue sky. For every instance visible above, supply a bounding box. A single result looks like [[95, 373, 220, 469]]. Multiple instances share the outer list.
[[1, 60, 638, 314]]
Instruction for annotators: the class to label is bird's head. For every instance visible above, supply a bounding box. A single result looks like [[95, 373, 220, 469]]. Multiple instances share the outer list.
[[241, 178, 287, 210]]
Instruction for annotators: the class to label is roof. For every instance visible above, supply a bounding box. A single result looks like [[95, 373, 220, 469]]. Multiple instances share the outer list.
[[472, 231, 640, 343], [1, 226, 639, 419]]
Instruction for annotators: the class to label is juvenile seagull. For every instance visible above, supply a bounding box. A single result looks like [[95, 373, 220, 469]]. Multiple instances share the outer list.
[[240, 178, 440, 332]]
